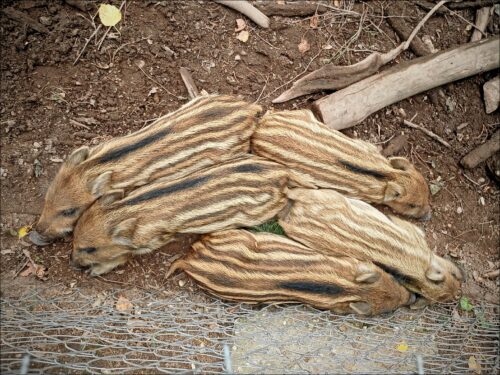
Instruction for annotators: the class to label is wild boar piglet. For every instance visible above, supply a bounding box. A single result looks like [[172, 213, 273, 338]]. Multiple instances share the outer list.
[[168, 229, 415, 315], [252, 109, 432, 219], [30, 95, 261, 245], [72, 156, 292, 276], [279, 188, 464, 304]]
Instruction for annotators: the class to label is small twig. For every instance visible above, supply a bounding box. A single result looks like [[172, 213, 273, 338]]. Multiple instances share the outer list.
[[404, 0, 448, 50], [112, 36, 150, 62], [403, 119, 451, 148], [255, 75, 269, 103], [74, 25, 101, 65], [179, 67, 199, 99], [70, 119, 91, 130], [97, 0, 126, 51], [14, 259, 30, 278], [137, 64, 179, 99], [447, 7, 488, 36], [462, 172, 481, 186]]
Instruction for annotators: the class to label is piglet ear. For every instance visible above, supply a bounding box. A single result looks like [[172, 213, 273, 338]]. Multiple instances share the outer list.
[[66, 146, 89, 166], [89, 171, 113, 197], [99, 189, 124, 206], [111, 218, 138, 246], [355, 264, 381, 284], [384, 181, 405, 202], [389, 157, 413, 171], [425, 257, 445, 282]]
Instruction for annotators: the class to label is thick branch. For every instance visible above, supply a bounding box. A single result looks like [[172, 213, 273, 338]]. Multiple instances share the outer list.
[[214, 0, 270, 28], [461, 130, 500, 169], [256, 2, 328, 17], [313, 37, 500, 130]]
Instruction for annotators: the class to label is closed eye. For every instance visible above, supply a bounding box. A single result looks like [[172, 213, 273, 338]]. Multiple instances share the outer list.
[[80, 247, 97, 254], [408, 203, 417, 209], [60, 208, 78, 217]]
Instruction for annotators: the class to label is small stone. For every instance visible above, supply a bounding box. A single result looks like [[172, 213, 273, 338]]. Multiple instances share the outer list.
[[39, 16, 52, 26], [445, 97, 456, 113], [398, 108, 407, 118], [478, 177, 486, 184], [33, 142, 41, 148], [34, 160, 42, 177], [456, 206, 463, 214], [479, 196, 486, 206], [483, 76, 500, 114], [234, 54, 241, 61], [178, 279, 186, 287]]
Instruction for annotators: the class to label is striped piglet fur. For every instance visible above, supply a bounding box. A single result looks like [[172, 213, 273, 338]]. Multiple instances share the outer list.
[[31, 95, 261, 245], [71, 156, 293, 276], [278, 188, 464, 304], [168, 229, 414, 315], [251, 109, 432, 219]]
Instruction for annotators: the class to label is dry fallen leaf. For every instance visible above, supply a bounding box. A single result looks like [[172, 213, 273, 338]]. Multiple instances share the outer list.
[[99, 4, 122, 27], [235, 18, 246, 32], [20, 262, 47, 280], [396, 342, 409, 352], [310, 15, 319, 29], [116, 296, 133, 312], [298, 38, 310, 54], [18, 225, 31, 239], [236, 30, 249, 43], [468, 355, 481, 374]]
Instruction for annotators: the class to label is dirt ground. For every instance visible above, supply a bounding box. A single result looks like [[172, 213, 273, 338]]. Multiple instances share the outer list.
[[1, 1, 499, 305]]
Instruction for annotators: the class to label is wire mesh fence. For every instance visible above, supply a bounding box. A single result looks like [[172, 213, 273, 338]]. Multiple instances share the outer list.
[[1, 283, 499, 374]]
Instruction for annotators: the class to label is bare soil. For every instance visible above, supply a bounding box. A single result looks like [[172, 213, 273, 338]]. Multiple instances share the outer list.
[[1, 1, 499, 304]]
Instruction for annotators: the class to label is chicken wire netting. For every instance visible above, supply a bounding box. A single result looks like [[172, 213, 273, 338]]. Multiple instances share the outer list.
[[1, 283, 499, 374]]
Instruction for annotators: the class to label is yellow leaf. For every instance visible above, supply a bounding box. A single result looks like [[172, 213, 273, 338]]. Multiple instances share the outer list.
[[99, 4, 122, 27], [396, 342, 409, 352], [236, 30, 249, 43], [18, 226, 31, 239]]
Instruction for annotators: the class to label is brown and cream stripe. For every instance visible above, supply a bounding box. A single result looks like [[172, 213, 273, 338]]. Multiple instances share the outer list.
[[251, 109, 431, 219], [84, 94, 262, 188], [71, 155, 293, 275], [168, 229, 414, 315], [278, 188, 463, 303]]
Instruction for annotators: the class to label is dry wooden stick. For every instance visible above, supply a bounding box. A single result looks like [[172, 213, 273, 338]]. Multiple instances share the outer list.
[[403, 120, 451, 148], [273, 0, 447, 103], [214, 0, 270, 28], [470, 6, 493, 42], [386, 7, 431, 57], [179, 67, 199, 99], [256, 2, 328, 17], [461, 130, 500, 169], [417, 0, 497, 12], [484, 269, 500, 279], [313, 36, 500, 130]]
